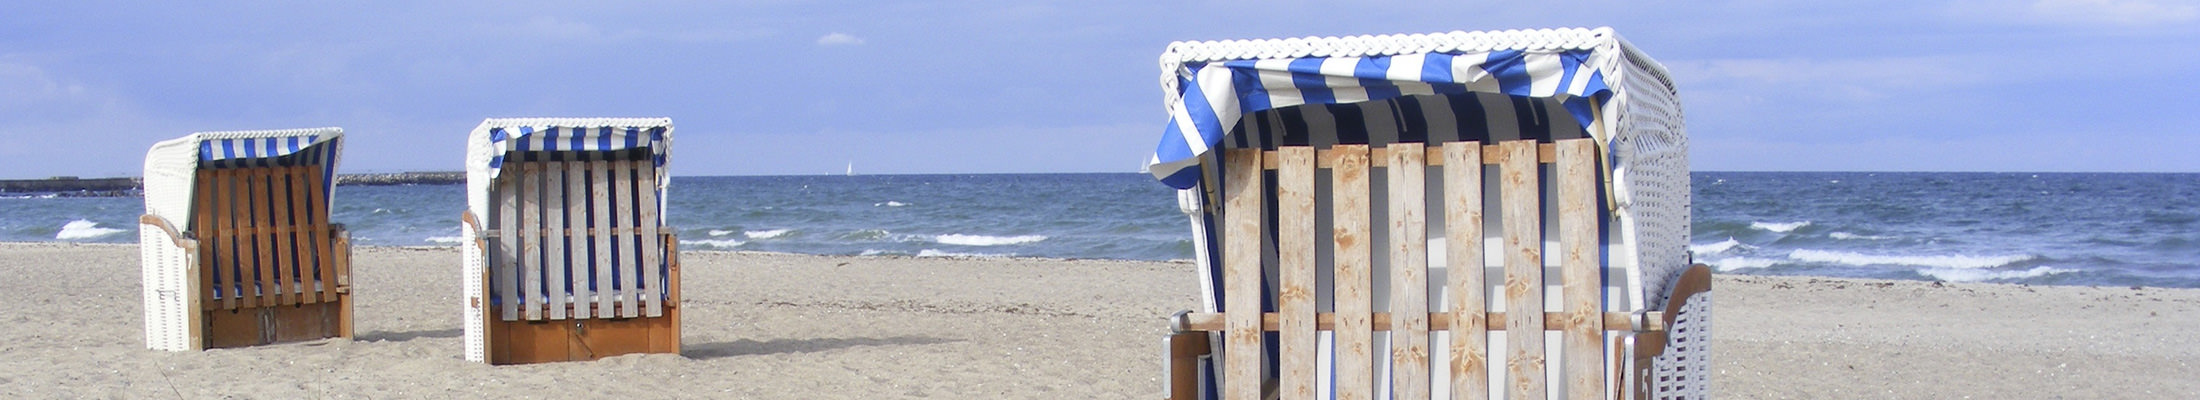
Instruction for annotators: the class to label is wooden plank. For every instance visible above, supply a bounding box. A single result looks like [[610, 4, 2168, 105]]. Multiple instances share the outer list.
[[1274, 146, 1317, 400], [1556, 138, 1604, 400], [284, 165, 315, 305], [1499, 139, 1546, 399], [1175, 311, 1650, 332], [545, 162, 568, 320], [1220, 148, 1263, 400], [567, 161, 593, 319], [1387, 143, 1432, 400], [520, 162, 544, 321], [215, 169, 241, 310], [497, 162, 521, 321], [201, 170, 230, 310], [247, 168, 276, 308], [612, 160, 639, 318], [306, 164, 336, 304], [1330, 144, 1374, 400], [591, 160, 615, 318], [268, 166, 296, 306], [637, 161, 663, 318], [1442, 141, 1489, 400]]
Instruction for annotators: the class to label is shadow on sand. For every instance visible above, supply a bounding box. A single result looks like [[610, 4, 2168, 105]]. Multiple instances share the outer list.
[[685, 336, 961, 360], [356, 328, 462, 343]]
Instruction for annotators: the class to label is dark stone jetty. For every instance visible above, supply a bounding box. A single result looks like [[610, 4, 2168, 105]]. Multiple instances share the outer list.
[[2, 171, 465, 196]]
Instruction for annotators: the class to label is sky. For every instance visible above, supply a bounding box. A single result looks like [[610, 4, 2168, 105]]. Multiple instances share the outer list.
[[3, 0, 2196, 179]]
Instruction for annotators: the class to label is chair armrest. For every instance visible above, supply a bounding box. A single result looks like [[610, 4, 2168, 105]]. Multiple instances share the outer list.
[[138, 214, 197, 251], [1165, 310, 1213, 400], [458, 210, 495, 251], [1636, 264, 1711, 358]]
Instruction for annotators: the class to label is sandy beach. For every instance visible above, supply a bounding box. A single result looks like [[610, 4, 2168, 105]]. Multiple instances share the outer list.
[[1, 242, 2194, 399]]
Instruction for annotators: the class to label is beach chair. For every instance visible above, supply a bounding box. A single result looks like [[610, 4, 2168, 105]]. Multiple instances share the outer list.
[[1146, 28, 1713, 399], [458, 118, 680, 364], [140, 127, 351, 351]]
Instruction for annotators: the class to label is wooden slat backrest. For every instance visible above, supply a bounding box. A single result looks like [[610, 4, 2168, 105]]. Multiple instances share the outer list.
[[489, 157, 671, 321], [192, 163, 338, 311], [1214, 138, 1605, 399]]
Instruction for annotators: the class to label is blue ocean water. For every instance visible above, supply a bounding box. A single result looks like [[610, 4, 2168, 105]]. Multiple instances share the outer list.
[[7, 172, 2197, 288]]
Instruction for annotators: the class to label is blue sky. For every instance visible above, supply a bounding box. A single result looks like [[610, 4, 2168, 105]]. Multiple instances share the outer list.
[[3, 1, 2195, 178]]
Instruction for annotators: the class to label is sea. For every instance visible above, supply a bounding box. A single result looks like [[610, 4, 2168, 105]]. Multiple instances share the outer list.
[[6, 172, 2197, 288]]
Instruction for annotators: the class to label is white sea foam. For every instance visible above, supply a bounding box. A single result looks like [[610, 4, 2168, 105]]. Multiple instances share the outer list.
[[1919, 266, 2070, 282], [745, 229, 792, 239], [1750, 221, 1811, 233], [875, 201, 908, 207], [425, 236, 465, 245], [1689, 238, 1746, 255], [1829, 232, 1896, 240], [56, 219, 124, 240], [858, 249, 897, 256], [1707, 257, 1782, 272], [934, 234, 1047, 246], [917, 249, 1009, 258], [1789, 249, 2035, 269], [708, 229, 735, 237], [680, 238, 745, 248]]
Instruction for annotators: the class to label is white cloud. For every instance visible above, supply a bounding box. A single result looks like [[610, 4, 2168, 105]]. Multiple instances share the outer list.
[[1949, 0, 2198, 27], [816, 32, 865, 46]]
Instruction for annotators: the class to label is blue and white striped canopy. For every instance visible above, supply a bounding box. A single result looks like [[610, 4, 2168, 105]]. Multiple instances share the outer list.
[[1149, 40, 1616, 189], [463, 118, 676, 228], [141, 127, 345, 231]]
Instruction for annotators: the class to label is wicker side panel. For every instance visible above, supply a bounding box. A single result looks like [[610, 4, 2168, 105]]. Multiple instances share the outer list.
[[1611, 57, 1691, 310], [1648, 292, 1711, 400], [140, 226, 191, 351]]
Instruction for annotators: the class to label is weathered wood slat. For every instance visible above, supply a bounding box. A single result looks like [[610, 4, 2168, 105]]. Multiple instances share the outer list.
[[247, 168, 277, 308], [196, 170, 224, 310], [545, 162, 569, 320], [1275, 146, 1318, 400], [1557, 139, 1604, 400], [284, 166, 314, 305], [1499, 140, 1546, 399], [612, 160, 639, 318], [520, 163, 544, 321], [497, 162, 520, 321], [638, 161, 663, 318], [567, 161, 593, 319], [1387, 143, 1431, 400], [217, 169, 242, 310], [1441, 141, 1489, 400], [1330, 144, 1374, 400], [1174, 311, 1655, 333], [307, 164, 336, 304], [268, 166, 297, 306], [1220, 148, 1263, 400], [590, 160, 615, 317]]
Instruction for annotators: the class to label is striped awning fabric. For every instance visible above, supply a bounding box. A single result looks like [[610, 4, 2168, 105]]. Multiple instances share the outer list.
[[475, 118, 673, 180], [1147, 28, 1630, 189], [142, 127, 345, 232], [463, 118, 675, 230]]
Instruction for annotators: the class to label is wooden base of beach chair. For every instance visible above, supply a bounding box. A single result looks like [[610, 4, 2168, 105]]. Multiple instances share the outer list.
[[203, 300, 353, 348], [484, 306, 681, 364]]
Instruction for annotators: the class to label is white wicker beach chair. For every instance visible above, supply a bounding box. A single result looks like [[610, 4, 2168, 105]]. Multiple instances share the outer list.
[[140, 127, 352, 351], [1147, 28, 1712, 399], [458, 118, 681, 364]]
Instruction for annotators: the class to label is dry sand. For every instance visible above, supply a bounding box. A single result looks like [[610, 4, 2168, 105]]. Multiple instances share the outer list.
[[0, 242, 2193, 399]]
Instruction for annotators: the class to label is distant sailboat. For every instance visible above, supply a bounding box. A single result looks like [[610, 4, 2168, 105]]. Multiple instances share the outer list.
[[845, 161, 854, 176]]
